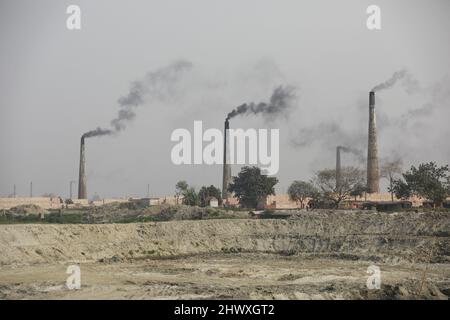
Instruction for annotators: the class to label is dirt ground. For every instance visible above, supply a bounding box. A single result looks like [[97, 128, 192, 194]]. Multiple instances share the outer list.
[[0, 253, 448, 299], [0, 210, 449, 299]]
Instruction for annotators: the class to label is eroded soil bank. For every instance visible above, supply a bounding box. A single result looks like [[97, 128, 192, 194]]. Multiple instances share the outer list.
[[0, 211, 449, 299]]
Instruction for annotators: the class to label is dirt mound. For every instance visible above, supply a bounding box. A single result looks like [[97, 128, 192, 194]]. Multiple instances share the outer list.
[[6, 204, 48, 216], [79, 203, 247, 223], [0, 211, 448, 266]]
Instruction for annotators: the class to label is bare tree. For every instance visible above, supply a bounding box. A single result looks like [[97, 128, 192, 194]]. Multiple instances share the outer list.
[[380, 159, 403, 201]]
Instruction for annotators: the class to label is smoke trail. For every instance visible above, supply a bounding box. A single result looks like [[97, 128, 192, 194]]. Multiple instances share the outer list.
[[339, 146, 365, 163], [293, 70, 420, 150], [110, 108, 137, 132], [399, 75, 449, 126], [371, 69, 422, 93], [111, 60, 192, 131], [290, 124, 367, 164], [291, 123, 353, 148], [371, 70, 407, 92], [226, 85, 296, 120], [82, 60, 193, 138], [82, 127, 113, 139]]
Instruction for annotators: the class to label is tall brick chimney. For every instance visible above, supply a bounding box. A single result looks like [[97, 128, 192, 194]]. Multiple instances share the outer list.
[[367, 91, 380, 193], [336, 146, 342, 191], [222, 118, 231, 202], [78, 135, 87, 199]]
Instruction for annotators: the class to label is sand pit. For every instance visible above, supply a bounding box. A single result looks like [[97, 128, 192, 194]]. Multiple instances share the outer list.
[[0, 210, 449, 299]]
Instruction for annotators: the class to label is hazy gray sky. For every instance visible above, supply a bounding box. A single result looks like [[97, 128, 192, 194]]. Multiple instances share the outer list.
[[1, 0, 450, 198]]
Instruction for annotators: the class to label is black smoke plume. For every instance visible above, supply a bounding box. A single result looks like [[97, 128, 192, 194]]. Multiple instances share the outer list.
[[338, 145, 365, 163], [226, 85, 296, 120], [371, 69, 419, 93], [82, 60, 193, 138], [82, 127, 113, 139]]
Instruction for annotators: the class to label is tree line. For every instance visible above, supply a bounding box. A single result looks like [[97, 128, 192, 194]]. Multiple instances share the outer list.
[[174, 162, 450, 209], [288, 161, 449, 209]]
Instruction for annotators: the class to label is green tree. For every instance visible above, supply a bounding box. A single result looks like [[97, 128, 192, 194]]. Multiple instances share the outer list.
[[175, 180, 188, 204], [390, 179, 411, 200], [228, 166, 278, 208], [392, 162, 449, 207], [350, 183, 367, 201], [198, 185, 222, 207], [182, 187, 200, 206], [287, 180, 318, 208], [313, 167, 366, 208]]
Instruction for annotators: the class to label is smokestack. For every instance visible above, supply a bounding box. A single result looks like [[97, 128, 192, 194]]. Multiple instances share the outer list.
[[222, 118, 231, 202], [367, 91, 380, 193], [336, 146, 341, 190], [78, 136, 87, 199]]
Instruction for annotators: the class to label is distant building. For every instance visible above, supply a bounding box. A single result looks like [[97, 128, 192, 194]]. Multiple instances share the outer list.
[[129, 197, 160, 207]]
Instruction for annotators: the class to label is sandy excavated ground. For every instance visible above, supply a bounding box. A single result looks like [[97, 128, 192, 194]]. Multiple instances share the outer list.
[[0, 253, 449, 300], [0, 210, 449, 299]]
